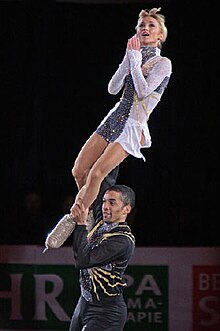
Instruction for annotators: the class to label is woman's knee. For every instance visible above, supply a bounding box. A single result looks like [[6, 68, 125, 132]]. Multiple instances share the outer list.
[[88, 167, 106, 184], [72, 163, 88, 182]]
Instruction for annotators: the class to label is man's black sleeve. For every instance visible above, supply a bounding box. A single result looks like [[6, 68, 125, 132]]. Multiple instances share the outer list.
[[73, 230, 134, 269]]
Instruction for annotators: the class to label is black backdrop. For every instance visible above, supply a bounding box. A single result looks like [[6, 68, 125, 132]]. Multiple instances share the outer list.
[[1, 0, 218, 245]]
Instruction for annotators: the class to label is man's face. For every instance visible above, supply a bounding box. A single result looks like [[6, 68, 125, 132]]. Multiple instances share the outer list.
[[102, 190, 130, 223]]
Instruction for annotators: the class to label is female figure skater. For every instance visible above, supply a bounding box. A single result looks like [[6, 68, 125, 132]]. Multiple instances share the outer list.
[[44, 7, 172, 250], [71, 7, 172, 214]]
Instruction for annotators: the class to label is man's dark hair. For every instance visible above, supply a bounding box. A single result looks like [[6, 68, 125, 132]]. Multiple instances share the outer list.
[[105, 184, 136, 210]]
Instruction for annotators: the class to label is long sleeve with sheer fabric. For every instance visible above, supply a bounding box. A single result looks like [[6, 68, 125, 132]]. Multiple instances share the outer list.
[[128, 49, 172, 99], [108, 50, 130, 95]]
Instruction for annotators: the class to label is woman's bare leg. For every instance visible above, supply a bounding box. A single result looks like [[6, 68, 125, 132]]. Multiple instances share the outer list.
[[75, 142, 129, 210], [72, 132, 108, 190]]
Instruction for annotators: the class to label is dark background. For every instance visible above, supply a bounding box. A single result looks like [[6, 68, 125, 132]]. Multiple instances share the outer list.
[[1, 0, 218, 246]]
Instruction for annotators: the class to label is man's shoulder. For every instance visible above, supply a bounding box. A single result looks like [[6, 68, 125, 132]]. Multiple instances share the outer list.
[[108, 223, 135, 244]]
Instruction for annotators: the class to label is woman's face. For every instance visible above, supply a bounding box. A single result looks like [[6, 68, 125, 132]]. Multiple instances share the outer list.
[[136, 16, 163, 47]]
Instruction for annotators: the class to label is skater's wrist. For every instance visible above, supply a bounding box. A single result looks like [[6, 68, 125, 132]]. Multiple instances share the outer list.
[[70, 201, 88, 225]]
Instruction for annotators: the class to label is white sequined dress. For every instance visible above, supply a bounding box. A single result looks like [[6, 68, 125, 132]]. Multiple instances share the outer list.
[[96, 46, 172, 161]]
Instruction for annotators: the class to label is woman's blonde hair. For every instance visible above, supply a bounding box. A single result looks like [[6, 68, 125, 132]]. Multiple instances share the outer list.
[[136, 8, 168, 46]]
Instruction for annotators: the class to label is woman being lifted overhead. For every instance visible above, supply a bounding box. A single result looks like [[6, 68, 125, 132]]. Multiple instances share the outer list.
[[71, 7, 172, 216]]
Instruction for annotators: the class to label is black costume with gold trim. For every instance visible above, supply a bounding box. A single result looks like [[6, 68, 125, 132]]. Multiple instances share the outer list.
[[70, 219, 135, 330], [72, 220, 135, 302]]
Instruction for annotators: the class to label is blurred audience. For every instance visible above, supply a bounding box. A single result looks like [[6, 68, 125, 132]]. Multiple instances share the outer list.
[[7, 192, 49, 244]]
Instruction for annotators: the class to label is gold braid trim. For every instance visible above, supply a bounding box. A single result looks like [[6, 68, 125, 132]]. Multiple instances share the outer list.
[[90, 270, 100, 301], [141, 56, 162, 76], [92, 268, 126, 288], [141, 92, 159, 122], [87, 220, 104, 239], [100, 232, 135, 245], [151, 92, 160, 100], [91, 270, 122, 297], [116, 224, 131, 229], [94, 267, 124, 280]]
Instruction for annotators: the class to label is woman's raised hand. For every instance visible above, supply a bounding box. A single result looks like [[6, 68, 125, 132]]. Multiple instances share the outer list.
[[127, 35, 141, 51]]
